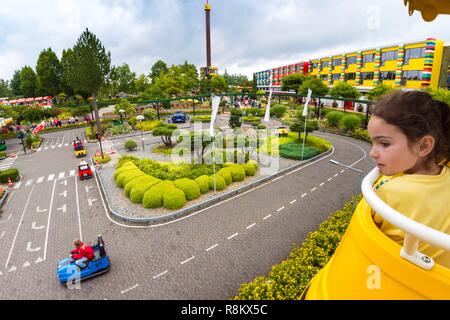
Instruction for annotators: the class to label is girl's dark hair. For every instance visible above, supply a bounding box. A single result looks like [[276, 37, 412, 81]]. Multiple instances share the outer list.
[[372, 90, 450, 163]]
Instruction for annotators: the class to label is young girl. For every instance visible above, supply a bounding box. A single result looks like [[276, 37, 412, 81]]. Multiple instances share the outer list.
[[367, 90, 450, 268]]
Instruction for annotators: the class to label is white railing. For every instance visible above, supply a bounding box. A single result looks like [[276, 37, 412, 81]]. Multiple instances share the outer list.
[[361, 167, 450, 270]]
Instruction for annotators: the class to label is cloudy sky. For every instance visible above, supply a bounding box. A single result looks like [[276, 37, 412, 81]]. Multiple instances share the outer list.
[[1, 0, 450, 81]]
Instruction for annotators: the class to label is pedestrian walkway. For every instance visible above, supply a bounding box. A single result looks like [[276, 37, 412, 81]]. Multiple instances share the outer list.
[[0, 155, 17, 171], [12, 169, 77, 190]]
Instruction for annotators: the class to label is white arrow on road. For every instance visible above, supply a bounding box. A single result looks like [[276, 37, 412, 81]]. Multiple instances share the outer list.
[[35, 257, 43, 264], [85, 186, 93, 193], [0, 231, 4, 240], [60, 180, 67, 186], [8, 266, 16, 272], [36, 207, 47, 213], [57, 204, 67, 213], [23, 261, 30, 268], [31, 222, 45, 230], [88, 198, 97, 206], [26, 242, 41, 252], [59, 190, 67, 198]]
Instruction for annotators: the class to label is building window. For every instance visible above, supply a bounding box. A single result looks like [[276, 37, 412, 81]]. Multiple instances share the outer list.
[[361, 72, 374, 80], [362, 53, 375, 65], [332, 58, 342, 67], [332, 73, 340, 81], [346, 56, 357, 66], [381, 50, 398, 65], [322, 60, 329, 68], [345, 73, 356, 80], [311, 62, 318, 69], [380, 71, 396, 80], [320, 74, 328, 81], [401, 70, 423, 82], [404, 47, 426, 64]]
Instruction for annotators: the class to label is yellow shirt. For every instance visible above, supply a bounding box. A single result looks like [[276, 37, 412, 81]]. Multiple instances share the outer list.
[[372, 165, 450, 268]]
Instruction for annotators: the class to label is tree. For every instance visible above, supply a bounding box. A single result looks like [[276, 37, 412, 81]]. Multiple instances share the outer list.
[[179, 61, 199, 93], [20, 66, 37, 97], [0, 79, 11, 97], [60, 48, 76, 97], [36, 48, 62, 96], [21, 106, 45, 123], [367, 84, 393, 101], [134, 74, 151, 93], [10, 70, 22, 96], [67, 28, 112, 133], [298, 77, 329, 96], [429, 88, 450, 106], [149, 60, 168, 83], [152, 123, 178, 146], [281, 74, 306, 93], [223, 72, 249, 87], [200, 75, 228, 94], [114, 63, 136, 94], [289, 119, 318, 141], [114, 98, 136, 117], [329, 82, 361, 99]]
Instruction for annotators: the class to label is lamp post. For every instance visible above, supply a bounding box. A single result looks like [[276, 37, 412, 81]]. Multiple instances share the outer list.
[[136, 115, 145, 151], [329, 159, 364, 212], [119, 109, 125, 134]]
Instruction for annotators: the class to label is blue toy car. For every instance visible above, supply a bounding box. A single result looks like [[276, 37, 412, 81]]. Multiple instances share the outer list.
[[57, 235, 110, 286], [171, 111, 187, 123]]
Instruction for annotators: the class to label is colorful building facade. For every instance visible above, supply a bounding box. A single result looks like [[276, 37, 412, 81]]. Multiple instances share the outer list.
[[254, 62, 310, 91], [254, 38, 450, 93]]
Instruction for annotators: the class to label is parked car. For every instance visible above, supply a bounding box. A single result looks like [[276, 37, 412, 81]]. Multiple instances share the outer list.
[[171, 111, 187, 123]]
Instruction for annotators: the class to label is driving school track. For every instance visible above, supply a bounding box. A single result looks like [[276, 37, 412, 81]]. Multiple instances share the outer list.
[[0, 130, 374, 299]]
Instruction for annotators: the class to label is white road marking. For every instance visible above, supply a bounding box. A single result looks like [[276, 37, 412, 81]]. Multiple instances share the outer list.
[[180, 256, 195, 265], [277, 206, 285, 212], [36, 206, 47, 213], [320, 182, 325, 186], [35, 257, 43, 264], [26, 242, 41, 252], [31, 222, 45, 230], [56, 204, 67, 213], [301, 193, 307, 198], [263, 214, 272, 220], [58, 144, 62, 148], [341, 169, 345, 173], [5, 186, 35, 269], [227, 233, 238, 240], [59, 191, 67, 197], [44, 147, 49, 150], [334, 173, 339, 177], [272, 175, 283, 182], [290, 199, 297, 204], [85, 186, 93, 193], [37, 148, 41, 152], [327, 178, 332, 182], [206, 244, 218, 252], [51, 146, 55, 149], [25, 179, 33, 186], [310, 188, 317, 192], [153, 270, 168, 279], [13, 182, 22, 189], [36, 177, 44, 184], [47, 174, 55, 181], [88, 198, 97, 206], [22, 261, 30, 268], [65, 143, 69, 147], [246, 223, 256, 230], [75, 175, 83, 241], [58, 172, 65, 179], [121, 284, 139, 295], [69, 170, 75, 176], [60, 179, 67, 186], [0, 231, 4, 239], [8, 266, 16, 272]]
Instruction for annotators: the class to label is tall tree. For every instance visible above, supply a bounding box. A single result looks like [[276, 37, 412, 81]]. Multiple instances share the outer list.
[[10, 70, 22, 96], [200, 75, 228, 94], [0, 79, 12, 97], [114, 63, 136, 93], [36, 48, 62, 97], [134, 74, 151, 93], [20, 66, 37, 98], [298, 77, 329, 96], [281, 74, 306, 93], [68, 28, 112, 133], [329, 82, 361, 99], [60, 48, 76, 96], [149, 60, 168, 83]]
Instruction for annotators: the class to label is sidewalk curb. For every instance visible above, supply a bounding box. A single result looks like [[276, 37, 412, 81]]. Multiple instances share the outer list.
[[0, 188, 9, 209], [93, 147, 333, 226]]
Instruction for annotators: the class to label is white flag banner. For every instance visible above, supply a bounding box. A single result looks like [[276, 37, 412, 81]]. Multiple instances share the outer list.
[[263, 74, 273, 122], [303, 88, 312, 117], [210, 95, 221, 136]]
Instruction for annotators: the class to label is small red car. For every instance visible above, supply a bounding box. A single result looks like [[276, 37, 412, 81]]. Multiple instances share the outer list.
[[78, 161, 93, 180]]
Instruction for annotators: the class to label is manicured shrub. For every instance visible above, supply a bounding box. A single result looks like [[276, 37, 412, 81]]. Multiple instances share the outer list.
[[342, 114, 361, 132], [93, 154, 111, 164], [163, 188, 187, 210], [0, 168, 19, 183], [142, 181, 175, 208], [229, 165, 246, 182], [195, 175, 210, 194], [217, 168, 232, 186], [352, 128, 371, 143], [279, 144, 320, 160], [114, 164, 137, 179], [208, 174, 226, 191], [270, 105, 288, 118], [125, 175, 156, 197], [122, 171, 146, 188], [243, 163, 256, 176], [116, 169, 142, 187], [326, 111, 344, 127], [0, 151, 7, 159], [130, 177, 162, 204], [117, 156, 140, 169], [124, 139, 137, 150], [173, 178, 201, 200]]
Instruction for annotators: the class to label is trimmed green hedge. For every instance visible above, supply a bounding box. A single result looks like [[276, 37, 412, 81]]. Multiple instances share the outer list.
[[234, 195, 360, 300], [142, 181, 175, 208], [229, 165, 246, 182], [279, 144, 320, 160], [124, 175, 154, 197], [195, 175, 210, 194], [130, 177, 162, 204], [115, 168, 143, 188], [174, 178, 201, 200], [114, 162, 138, 179], [244, 163, 257, 176], [0, 168, 19, 182], [163, 188, 187, 210], [217, 168, 232, 186], [208, 174, 226, 191]]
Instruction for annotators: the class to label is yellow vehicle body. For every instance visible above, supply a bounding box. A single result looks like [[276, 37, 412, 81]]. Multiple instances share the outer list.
[[404, 0, 450, 21], [304, 199, 450, 300], [277, 127, 289, 137], [75, 148, 86, 158]]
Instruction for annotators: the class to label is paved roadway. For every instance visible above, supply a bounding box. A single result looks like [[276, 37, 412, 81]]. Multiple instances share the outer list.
[[0, 128, 375, 299]]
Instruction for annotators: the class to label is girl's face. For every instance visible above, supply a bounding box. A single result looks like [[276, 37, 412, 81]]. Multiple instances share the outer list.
[[368, 115, 421, 176]]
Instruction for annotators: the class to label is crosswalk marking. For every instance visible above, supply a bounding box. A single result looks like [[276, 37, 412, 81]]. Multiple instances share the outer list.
[[47, 174, 55, 181], [13, 182, 22, 189], [58, 172, 65, 179], [36, 177, 44, 184], [25, 179, 33, 186], [69, 170, 75, 176]]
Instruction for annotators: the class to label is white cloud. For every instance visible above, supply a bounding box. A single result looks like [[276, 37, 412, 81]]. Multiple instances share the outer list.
[[1, 0, 450, 81]]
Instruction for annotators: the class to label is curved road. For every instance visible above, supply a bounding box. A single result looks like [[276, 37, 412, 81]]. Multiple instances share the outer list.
[[0, 128, 374, 299]]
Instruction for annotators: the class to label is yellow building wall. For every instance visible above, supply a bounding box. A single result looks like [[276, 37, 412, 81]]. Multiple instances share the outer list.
[[430, 39, 444, 89], [380, 60, 397, 71]]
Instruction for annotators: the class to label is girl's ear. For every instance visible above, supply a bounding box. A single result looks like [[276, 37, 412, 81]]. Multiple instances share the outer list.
[[418, 135, 436, 157]]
